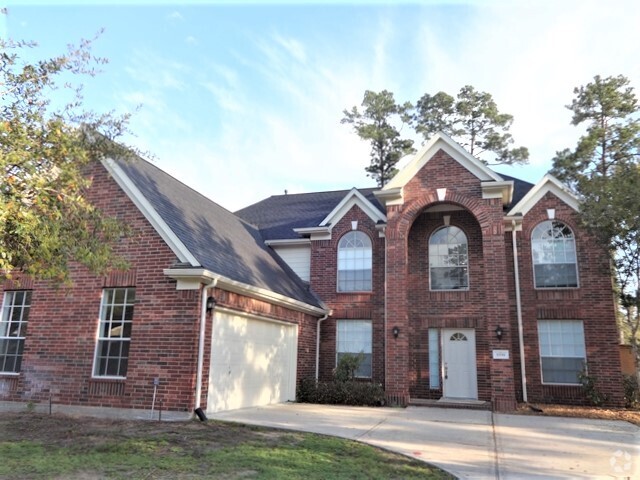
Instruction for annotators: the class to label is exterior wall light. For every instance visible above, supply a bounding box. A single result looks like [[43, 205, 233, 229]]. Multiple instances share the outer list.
[[206, 296, 216, 313], [392, 326, 400, 338], [495, 325, 504, 341]]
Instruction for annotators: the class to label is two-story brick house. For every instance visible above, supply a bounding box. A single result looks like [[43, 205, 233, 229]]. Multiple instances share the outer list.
[[0, 133, 623, 417]]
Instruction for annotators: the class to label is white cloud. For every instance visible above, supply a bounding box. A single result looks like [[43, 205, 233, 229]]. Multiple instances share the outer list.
[[167, 11, 183, 22], [185, 35, 198, 46]]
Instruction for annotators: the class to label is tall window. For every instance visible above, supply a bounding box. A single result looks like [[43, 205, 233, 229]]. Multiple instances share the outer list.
[[336, 320, 372, 378], [337, 231, 372, 292], [429, 226, 469, 290], [532, 220, 578, 288], [0, 291, 32, 373], [94, 288, 135, 378], [538, 320, 586, 384]]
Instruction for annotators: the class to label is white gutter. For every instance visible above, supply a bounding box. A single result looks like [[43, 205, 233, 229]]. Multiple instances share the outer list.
[[315, 312, 330, 380], [512, 220, 528, 403], [163, 268, 327, 317], [195, 278, 217, 411]]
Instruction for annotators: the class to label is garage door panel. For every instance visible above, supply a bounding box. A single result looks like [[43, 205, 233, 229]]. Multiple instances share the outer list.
[[207, 312, 297, 413]]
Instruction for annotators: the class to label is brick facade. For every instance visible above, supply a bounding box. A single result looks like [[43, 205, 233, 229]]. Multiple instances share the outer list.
[[309, 148, 623, 409], [0, 162, 319, 414]]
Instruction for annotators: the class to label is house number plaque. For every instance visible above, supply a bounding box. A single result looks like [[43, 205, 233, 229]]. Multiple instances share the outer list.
[[492, 350, 510, 360]]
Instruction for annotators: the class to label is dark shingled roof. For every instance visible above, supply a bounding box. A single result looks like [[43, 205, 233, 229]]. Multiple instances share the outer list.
[[236, 188, 384, 241], [236, 175, 534, 240], [114, 157, 323, 309]]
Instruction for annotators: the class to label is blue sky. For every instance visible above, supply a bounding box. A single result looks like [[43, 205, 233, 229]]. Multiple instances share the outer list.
[[3, 1, 640, 211]]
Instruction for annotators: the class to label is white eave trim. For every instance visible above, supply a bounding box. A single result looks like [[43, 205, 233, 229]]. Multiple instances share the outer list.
[[319, 188, 386, 227], [264, 238, 312, 246], [102, 158, 199, 266], [507, 173, 579, 217], [163, 268, 327, 316], [481, 180, 514, 206]]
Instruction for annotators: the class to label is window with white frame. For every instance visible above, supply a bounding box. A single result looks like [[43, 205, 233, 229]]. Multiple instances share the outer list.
[[337, 231, 372, 292], [537, 320, 586, 384], [0, 291, 32, 374], [336, 320, 372, 378], [93, 288, 135, 378], [429, 226, 469, 290], [532, 220, 578, 288]]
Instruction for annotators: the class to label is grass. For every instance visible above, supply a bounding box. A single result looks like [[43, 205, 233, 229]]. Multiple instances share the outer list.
[[0, 412, 453, 480]]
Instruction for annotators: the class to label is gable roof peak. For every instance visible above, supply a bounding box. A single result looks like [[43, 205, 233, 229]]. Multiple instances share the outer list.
[[320, 186, 386, 227], [382, 131, 503, 192]]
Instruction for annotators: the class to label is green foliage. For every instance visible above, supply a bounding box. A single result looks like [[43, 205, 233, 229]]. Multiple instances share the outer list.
[[412, 85, 529, 165], [297, 376, 386, 406], [623, 375, 639, 408], [578, 368, 609, 407], [296, 377, 386, 406], [342, 90, 415, 187], [1, 29, 135, 283], [334, 352, 364, 382]]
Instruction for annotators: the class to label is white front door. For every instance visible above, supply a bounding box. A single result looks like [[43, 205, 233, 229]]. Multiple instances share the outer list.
[[442, 328, 478, 399]]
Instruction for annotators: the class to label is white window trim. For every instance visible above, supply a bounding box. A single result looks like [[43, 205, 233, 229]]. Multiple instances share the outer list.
[[429, 225, 470, 292], [0, 291, 31, 375], [532, 220, 580, 290], [537, 320, 586, 386], [336, 231, 373, 293], [335, 319, 373, 379], [92, 288, 135, 380]]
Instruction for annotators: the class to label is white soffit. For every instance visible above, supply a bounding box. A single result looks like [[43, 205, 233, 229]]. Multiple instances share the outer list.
[[102, 158, 199, 266], [507, 174, 579, 217], [382, 132, 503, 192], [319, 187, 386, 227]]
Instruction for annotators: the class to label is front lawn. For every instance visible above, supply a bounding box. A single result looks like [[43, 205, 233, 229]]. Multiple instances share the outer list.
[[0, 412, 453, 479]]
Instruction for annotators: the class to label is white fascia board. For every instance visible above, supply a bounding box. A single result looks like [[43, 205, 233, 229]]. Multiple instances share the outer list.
[[320, 188, 386, 227], [264, 239, 311, 246], [382, 132, 502, 191], [293, 226, 332, 240], [481, 180, 514, 206], [102, 158, 199, 266], [373, 187, 403, 206], [163, 268, 328, 316], [507, 174, 579, 217]]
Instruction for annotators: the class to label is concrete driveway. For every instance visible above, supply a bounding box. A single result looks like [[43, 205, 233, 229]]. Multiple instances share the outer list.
[[211, 403, 640, 479]]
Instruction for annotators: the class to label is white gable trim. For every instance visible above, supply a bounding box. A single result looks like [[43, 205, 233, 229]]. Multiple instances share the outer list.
[[320, 188, 386, 227], [382, 132, 503, 191], [102, 158, 199, 266], [507, 174, 579, 216]]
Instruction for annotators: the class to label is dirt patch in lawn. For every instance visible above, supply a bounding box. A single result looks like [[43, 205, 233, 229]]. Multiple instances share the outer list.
[[515, 403, 640, 426]]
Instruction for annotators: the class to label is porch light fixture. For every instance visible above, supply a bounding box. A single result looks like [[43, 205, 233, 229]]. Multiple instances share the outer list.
[[206, 296, 216, 313], [495, 325, 504, 341], [392, 326, 400, 338]]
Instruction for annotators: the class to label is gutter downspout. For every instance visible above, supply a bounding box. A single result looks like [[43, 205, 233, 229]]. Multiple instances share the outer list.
[[383, 227, 388, 392], [315, 312, 330, 381], [195, 278, 217, 411], [512, 220, 528, 403]]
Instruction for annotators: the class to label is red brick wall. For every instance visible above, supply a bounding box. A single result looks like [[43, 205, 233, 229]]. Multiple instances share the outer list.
[[310, 205, 385, 384], [515, 192, 623, 406], [0, 161, 322, 413], [383, 149, 517, 408]]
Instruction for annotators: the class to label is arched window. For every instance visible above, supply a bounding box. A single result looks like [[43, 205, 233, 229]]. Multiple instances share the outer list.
[[429, 226, 469, 290], [337, 231, 372, 292], [531, 220, 578, 288]]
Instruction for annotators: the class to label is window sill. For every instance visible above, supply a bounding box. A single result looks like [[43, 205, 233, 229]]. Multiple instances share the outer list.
[[0, 372, 20, 377]]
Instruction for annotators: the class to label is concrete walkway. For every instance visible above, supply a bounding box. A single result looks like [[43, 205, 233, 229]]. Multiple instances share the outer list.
[[211, 403, 640, 479]]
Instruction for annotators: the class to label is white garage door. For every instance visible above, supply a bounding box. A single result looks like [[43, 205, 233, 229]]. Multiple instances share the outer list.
[[207, 310, 298, 413]]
